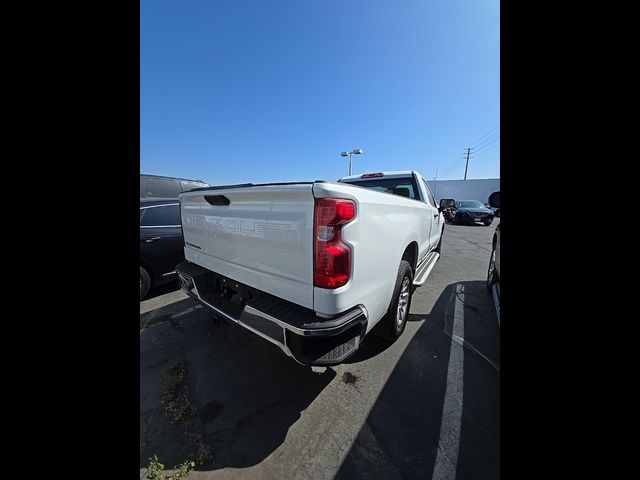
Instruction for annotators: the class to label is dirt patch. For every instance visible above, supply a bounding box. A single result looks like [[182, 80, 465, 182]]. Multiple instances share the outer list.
[[342, 371, 359, 385]]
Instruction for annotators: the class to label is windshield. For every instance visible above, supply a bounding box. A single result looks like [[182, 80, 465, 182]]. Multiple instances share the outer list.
[[457, 200, 484, 209]]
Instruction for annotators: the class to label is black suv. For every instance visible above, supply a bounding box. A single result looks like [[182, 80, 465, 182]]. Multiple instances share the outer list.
[[140, 198, 184, 300], [140, 174, 209, 198]]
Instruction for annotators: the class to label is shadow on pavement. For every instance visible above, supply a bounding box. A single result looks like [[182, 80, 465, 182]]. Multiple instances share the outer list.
[[140, 297, 195, 330], [143, 279, 180, 301], [335, 280, 500, 480], [140, 301, 336, 470]]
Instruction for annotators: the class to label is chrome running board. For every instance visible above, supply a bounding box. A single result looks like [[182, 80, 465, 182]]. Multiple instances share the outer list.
[[413, 251, 440, 286]]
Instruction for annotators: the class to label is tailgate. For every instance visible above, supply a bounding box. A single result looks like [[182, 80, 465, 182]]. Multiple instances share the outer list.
[[179, 184, 315, 309]]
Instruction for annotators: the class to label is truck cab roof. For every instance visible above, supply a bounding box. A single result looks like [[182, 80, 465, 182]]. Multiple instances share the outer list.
[[339, 170, 421, 182]]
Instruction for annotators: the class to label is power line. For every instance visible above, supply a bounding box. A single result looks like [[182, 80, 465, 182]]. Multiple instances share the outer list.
[[464, 126, 499, 179], [470, 142, 499, 157], [471, 136, 500, 154], [438, 149, 469, 178], [469, 124, 500, 147], [471, 131, 500, 150], [437, 123, 500, 180], [440, 155, 468, 179], [442, 153, 468, 175], [471, 142, 500, 154], [471, 130, 499, 148]]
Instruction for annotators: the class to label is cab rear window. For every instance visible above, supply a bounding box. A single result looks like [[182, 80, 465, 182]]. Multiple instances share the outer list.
[[341, 177, 420, 200]]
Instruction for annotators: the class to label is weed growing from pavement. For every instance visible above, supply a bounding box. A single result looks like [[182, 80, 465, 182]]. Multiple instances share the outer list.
[[161, 362, 194, 426], [146, 455, 195, 480], [192, 437, 213, 466], [158, 361, 214, 469]]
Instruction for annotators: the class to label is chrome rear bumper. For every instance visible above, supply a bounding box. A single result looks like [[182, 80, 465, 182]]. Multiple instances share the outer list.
[[176, 261, 368, 365]]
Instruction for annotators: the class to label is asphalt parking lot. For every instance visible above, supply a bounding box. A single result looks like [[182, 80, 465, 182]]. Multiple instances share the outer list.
[[140, 219, 500, 480]]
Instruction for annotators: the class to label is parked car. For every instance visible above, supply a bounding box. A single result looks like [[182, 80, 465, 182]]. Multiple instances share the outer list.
[[452, 200, 494, 226], [140, 198, 185, 300], [140, 174, 209, 198], [439, 198, 457, 222], [486, 191, 500, 323], [175, 170, 444, 366], [486, 199, 501, 217]]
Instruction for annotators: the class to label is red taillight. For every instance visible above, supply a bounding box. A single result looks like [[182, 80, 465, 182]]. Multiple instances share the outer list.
[[314, 198, 356, 289], [361, 172, 384, 178]]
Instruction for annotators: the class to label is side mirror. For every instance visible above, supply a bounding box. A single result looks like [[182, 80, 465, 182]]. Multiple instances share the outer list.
[[488, 191, 501, 208], [439, 198, 456, 210]]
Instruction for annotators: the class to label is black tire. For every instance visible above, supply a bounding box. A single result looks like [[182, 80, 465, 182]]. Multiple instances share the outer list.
[[376, 260, 414, 342], [486, 242, 498, 291], [140, 266, 151, 300]]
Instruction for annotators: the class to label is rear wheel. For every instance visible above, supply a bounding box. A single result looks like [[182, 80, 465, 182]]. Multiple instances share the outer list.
[[140, 266, 151, 300], [376, 260, 413, 342]]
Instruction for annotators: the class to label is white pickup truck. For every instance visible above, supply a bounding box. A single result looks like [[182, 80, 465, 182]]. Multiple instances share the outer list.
[[175, 170, 444, 366]]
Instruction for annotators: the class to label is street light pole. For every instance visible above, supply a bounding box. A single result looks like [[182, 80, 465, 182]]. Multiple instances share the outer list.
[[341, 149, 363, 176]]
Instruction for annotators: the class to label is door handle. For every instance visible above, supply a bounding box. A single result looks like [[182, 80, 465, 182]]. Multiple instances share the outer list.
[[142, 237, 161, 243], [433, 213, 439, 218]]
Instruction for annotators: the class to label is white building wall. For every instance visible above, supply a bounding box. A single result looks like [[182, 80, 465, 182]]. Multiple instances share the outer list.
[[426, 178, 500, 204]]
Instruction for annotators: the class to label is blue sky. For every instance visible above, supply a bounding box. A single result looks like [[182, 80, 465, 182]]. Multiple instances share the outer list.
[[141, 0, 499, 185]]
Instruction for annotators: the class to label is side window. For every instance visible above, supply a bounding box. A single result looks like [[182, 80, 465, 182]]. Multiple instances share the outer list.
[[421, 178, 437, 208], [140, 205, 181, 227], [144, 178, 182, 198]]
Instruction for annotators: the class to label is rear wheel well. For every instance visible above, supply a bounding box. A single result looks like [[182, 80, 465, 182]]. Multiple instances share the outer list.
[[402, 242, 419, 273]]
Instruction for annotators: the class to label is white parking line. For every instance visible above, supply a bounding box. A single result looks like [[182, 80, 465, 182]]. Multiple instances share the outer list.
[[432, 283, 465, 480]]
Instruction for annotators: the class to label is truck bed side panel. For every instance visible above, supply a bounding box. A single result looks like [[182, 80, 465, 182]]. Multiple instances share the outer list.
[[312, 182, 426, 329]]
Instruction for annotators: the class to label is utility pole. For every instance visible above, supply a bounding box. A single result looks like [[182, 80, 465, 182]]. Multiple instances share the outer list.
[[464, 147, 471, 180]]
